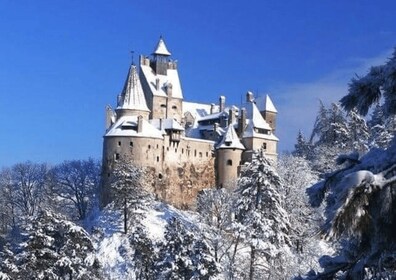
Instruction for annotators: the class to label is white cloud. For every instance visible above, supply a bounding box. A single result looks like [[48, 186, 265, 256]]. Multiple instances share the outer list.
[[275, 49, 393, 153]]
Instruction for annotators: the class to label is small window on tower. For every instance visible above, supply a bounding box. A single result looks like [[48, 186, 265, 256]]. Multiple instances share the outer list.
[[161, 104, 166, 108], [227, 159, 233, 166], [263, 143, 267, 150], [130, 141, 133, 147], [172, 105, 177, 110], [115, 153, 120, 160], [118, 141, 121, 146]]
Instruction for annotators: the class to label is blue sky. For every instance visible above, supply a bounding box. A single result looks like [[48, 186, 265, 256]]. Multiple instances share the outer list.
[[1, 0, 395, 167]]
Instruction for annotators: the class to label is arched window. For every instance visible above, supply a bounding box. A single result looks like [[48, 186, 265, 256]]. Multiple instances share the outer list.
[[227, 159, 232, 166]]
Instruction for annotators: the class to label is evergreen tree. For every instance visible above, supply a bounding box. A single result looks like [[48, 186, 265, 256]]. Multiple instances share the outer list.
[[347, 109, 369, 152], [109, 158, 151, 234], [155, 217, 219, 279], [3, 209, 101, 279], [293, 130, 312, 159], [235, 149, 291, 279]]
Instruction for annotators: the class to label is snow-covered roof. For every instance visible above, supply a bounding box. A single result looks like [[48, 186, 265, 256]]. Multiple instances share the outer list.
[[140, 64, 183, 99], [105, 116, 163, 138], [255, 94, 277, 113], [242, 120, 279, 141], [217, 125, 245, 150], [243, 101, 272, 130], [198, 111, 228, 122], [150, 118, 184, 131], [182, 101, 214, 118], [117, 65, 150, 112], [152, 37, 171, 56]]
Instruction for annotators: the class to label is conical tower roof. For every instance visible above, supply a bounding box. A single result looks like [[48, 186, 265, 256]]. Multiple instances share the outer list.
[[152, 36, 171, 56], [117, 64, 150, 112], [263, 94, 277, 113], [217, 125, 245, 150]]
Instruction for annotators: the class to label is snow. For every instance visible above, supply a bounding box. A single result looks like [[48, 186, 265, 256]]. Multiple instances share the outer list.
[[116, 65, 150, 112], [140, 64, 183, 99], [216, 124, 245, 150], [105, 115, 163, 138], [149, 118, 184, 132], [152, 37, 171, 56], [242, 101, 272, 130], [255, 94, 277, 113]]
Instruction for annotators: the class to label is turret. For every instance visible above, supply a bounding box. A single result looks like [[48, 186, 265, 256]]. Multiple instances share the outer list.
[[151, 36, 171, 76], [115, 64, 150, 120], [216, 125, 245, 189], [260, 94, 277, 132]]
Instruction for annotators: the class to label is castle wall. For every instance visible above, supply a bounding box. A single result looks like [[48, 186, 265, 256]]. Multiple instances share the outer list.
[[242, 137, 277, 162], [102, 135, 215, 209]]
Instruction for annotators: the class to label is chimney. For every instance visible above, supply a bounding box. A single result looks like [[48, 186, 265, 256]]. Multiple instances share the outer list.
[[210, 103, 215, 114], [156, 78, 160, 91], [117, 94, 122, 106], [238, 108, 246, 135], [228, 108, 236, 125], [213, 122, 219, 133], [246, 91, 254, 102], [166, 83, 173, 97], [219, 96, 225, 112], [137, 115, 143, 133]]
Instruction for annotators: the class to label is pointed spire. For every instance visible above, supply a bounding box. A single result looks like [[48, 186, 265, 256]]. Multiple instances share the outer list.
[[152, 36, 171, 56], [118, 64, 150, 112], [217, 125, 245, 150], [264, 94, 277, 113]]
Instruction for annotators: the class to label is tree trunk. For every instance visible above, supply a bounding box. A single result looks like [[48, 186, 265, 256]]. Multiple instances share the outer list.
[[249, 245, 255, 280], [124, 197, 128, 234]]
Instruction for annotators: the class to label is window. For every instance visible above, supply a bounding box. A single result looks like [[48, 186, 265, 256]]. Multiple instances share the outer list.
[[161, 104, 166, 108], [158, 173, 163, 179], [118, 141, 121, 146], [227, 159, 233, 166], [130, 141, 133, 147], [263, 142, 267, 150], [148, 145, 151, 149], [206, 152, 208, 157], [199, 152, 202, 158], [157, 156, 159, 162], [172, 105, 177, 110], [194, 150, 197, 157], [182, 148, 184, 154], [115, 153, 120, 160]]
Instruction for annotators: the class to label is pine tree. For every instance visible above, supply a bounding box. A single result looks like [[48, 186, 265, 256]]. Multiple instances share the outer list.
[[293, 130, 312, 159], [109, 158, 151, 234], [6, 209, 101, 279], [235, 149, 291, 279], [155, 217, 219, 279]]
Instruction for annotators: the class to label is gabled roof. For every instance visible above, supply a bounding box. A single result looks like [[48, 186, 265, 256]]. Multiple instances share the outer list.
[[117, 65, 150, 112], [152, 37, 171, 56], [256, 94, 277, 113], [242, 120, 279, 141], [139, 64, 183, 99], [217, 125, 245, 150], [105, 116, 163, 138], [243, 101, 272, 130], [150, 118, 184, 132]]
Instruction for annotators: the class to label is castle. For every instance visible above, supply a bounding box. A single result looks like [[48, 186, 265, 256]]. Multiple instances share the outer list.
[[101, 37, 278, 208]]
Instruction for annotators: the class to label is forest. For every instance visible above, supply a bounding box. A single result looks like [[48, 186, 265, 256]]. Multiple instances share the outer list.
[[0, 50, 395, 279]]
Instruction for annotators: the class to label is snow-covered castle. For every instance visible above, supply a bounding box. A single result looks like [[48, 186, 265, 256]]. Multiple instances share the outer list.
[[101, 37, 278, 208]]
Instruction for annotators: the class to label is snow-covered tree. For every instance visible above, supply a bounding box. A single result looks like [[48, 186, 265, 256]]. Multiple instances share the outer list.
[[2, 209, 101, 279], [368, 103, 395, 149], [129, 226, 156, 280], [109, 158, 151, 234], [347, 109, 369, 152], [49, 158, 101, 220], [293, 130, 312, 159], [341, 48, 396, 116], [155, 217, 219, 279], [235, 149, 291, 279]]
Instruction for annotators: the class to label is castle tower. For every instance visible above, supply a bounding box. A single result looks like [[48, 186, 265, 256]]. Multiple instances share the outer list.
[[240, 92, 278, 162], [216, 124, 245, 189], [139, 37, 184, 123], [115, 64, 151, 120], [259, 94, 277, 133]]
